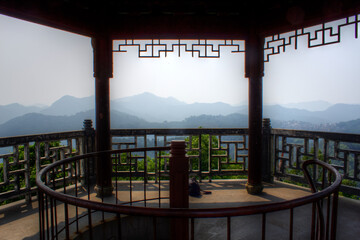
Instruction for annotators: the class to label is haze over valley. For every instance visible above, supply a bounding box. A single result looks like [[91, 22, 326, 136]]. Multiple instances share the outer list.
[[0, 92, 360, 137]]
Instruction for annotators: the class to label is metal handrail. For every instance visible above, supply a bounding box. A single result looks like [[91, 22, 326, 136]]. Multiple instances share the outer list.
[[37, 150, 341, 219]]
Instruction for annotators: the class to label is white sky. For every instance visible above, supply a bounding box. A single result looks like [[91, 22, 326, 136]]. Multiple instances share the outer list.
[[0, 13, 360, 106], [264, 22, 360, 105], [0, 14, 93, 106], [112, 42, 246, 105]]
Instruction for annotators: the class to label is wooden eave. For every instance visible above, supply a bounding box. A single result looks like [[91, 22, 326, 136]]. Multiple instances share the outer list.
[[0, 0, 360, 39]]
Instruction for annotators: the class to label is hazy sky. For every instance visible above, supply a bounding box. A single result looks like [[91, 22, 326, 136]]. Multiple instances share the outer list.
[[264, 22, 360, 105], [0, 13, 359, 106], [0, 14, 93, 106], [112, 41, 246, 105]]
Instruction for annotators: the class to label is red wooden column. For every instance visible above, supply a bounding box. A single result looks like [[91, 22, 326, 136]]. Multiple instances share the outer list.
[[170, 140, 189, 240], [92, 35, 113, 197], [245, 31, 264, 194]]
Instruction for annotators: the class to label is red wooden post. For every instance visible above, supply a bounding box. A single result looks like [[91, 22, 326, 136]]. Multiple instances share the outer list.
[[170, 140, 189, 240], [92, 35, 113, 197], [245, 31, 264, 194]]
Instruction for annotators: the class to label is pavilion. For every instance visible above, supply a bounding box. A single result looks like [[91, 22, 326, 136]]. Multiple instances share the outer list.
[[0, 0, 359, 197]]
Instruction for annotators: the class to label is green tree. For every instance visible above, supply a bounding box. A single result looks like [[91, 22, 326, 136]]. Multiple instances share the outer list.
[[186, 134, 245, 179], [187, 134, 221, 172]]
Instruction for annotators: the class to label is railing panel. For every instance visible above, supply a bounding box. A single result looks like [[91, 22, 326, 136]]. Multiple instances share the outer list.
[[111, 128, 249, 181], [1, 126, 359, 206], [37, 151, 342, 240], [0, 131, 86, 204], [272, 129, 360, 196]]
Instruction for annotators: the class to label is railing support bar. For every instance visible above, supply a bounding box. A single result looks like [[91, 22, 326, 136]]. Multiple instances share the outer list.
[[330, 191, 339, 240]]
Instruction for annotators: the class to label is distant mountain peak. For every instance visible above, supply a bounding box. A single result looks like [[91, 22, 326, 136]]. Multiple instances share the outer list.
[[141, 92, 156, 96], [115, 92, 187, 106], [41, 95, 94, 116], [0, 103, 44, 124], [4, 103, 22, 107], [52, 95, 94, 103], [111, 92, 243, 122], [280, 100, 332, 112]]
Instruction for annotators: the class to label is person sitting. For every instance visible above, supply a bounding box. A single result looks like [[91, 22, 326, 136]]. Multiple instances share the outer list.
[[189, 177, 211, 197]]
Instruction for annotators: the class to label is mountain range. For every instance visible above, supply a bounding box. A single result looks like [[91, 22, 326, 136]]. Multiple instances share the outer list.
[[0, 92, 360, 137], [0, 103, 44, 124], [280, 100, 332, 112]]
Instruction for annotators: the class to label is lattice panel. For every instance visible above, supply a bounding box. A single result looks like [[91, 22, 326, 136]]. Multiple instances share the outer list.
[[112, 136, 143, 179], [112, 135, 172, 182], [112, 136, 138, 150], [186, 135, 202, 174], [265, 14, 360, 62], [0, 144, 31, 198], [275, 136, 315, 175], [210, 135, 248, 174], [113, 39, 244, 58], [0, 137, 82, 201], [274, 135, 360, 186], [111, 131, 248, 181], [332, 141, 360, 181]]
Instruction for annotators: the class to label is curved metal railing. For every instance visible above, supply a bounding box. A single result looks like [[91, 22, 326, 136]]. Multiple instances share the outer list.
[[37, 148, 341, 240]]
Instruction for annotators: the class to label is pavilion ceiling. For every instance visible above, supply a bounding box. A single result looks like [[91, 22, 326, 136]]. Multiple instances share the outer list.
[[0, 0, 360, 38]]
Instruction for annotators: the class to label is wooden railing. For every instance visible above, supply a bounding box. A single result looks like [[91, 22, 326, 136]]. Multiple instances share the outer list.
[[0, 129, 94, 203], [36, 147, 342, 240], [110, 128, 249, 181], [1, 119, 359, 205], [272, 128, 360, 196]]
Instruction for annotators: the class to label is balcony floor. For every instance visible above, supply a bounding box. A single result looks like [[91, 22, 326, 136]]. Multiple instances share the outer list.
[[0, 180, 359, 239]]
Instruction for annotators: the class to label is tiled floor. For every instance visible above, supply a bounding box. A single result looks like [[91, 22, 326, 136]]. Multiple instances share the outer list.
[[0, 180, 359, 239]]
